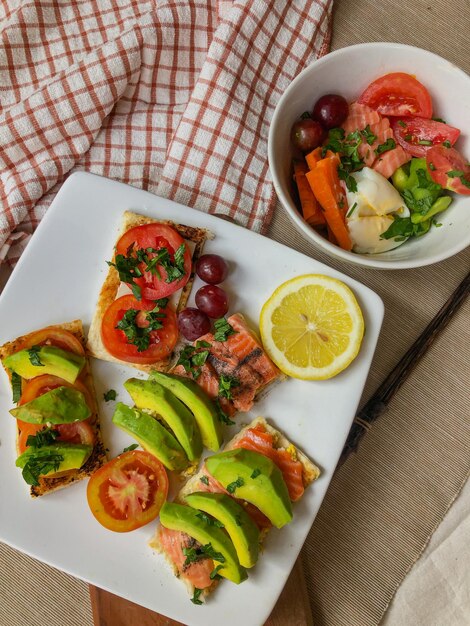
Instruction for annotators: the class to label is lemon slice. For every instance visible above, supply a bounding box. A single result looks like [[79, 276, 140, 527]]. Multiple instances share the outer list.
[[260, 275, 364, 380]]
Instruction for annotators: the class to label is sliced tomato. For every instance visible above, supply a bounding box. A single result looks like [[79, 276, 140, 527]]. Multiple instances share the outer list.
[[391, 117, 460, 157], [426, 145, 470, 195], [87, 450, 168, 532], [101, 295, 178, 364], [16, 328, 85, 355], [115, 224, 192, 299], [16, 374, 95, 454], [358, 73, 433, 118]]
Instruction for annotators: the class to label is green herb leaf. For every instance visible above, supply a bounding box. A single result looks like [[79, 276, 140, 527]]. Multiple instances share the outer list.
[[417, 139, 433, 146], [442, 140, 451, 148], [108, 253, 142, 300], [122, 443, 139, 453], [429, 163, 436, 171], [213, 318, 237, 343], [360, 125, 377, 145], [251, 468, 261, 479], [191, 588, 203, 605], [375, 138, 396, 155], [214, 399, 235, 426], [21, 451, 63, 486], [103, 389, 117, 402], [447, 170, 470, 189], [183, 543, 225, 568], [115, 299, 168, 353], [300, 111, 312, 120], [11, 371, 22, 403], [404, 134, 412, 141], [338, 166, 357, 192], [210, 564, 224, 580], [398, 120, 407, 128], [227, 476, 244, 494], [196, 512, 225, 528], [176, 343, 211, 378], [380, 215, 431, 241], [346, 202, 358, 219], [200, 475, 209, 486], [27, 345, 44, 367], [25, 427, 59, 449], [235, 514, 243, 527], [218, 375, 240, 400], [432, 117, 446, 124]]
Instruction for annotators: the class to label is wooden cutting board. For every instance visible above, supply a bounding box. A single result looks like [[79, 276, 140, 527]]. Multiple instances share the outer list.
[[90, 557, 313, 626]]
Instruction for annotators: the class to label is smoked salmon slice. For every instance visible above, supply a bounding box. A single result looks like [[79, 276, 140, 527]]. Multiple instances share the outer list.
[[158, 527, 214, 590], [231, 424, 305, 502], [373, 145, 411, 179], [342, 102, 381, 135]]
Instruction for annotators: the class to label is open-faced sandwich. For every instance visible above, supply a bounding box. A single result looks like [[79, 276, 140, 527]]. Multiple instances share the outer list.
[[87, 211, 211, 372], [0, 321, 106, 497], [150, 417, 320, 603]]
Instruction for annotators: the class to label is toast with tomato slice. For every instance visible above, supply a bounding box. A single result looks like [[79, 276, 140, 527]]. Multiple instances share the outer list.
[[87, 210, 211, 372], [0, 320, 106, 497], [151, 417, 320, 600]]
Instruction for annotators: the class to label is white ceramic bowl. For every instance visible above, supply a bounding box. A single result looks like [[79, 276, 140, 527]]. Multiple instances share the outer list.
[[268, 43, 470, 269]]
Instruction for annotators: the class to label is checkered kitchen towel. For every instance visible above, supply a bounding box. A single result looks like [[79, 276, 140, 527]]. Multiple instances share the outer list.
[[0, 0, 332, 265]]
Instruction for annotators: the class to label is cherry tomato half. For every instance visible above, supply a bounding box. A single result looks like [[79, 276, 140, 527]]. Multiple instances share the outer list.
[[101, 295, 178, 364], [358, 72, 433, 118], [115, 224, 192, 300], [391, 117, 460, 158], [87, 450, 169, 532], [426, 145, 470, 195], [16, 374, 95, 454], [14, 327, 85, 355]]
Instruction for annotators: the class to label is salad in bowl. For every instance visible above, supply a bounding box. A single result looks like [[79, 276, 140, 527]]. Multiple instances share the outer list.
[[268, 43, 470, 269]]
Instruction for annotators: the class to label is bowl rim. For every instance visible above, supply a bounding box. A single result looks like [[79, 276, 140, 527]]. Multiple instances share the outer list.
[[268, 41, 470, 270]]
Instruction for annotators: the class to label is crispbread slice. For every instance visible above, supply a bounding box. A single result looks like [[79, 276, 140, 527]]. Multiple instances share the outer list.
[[151, 416, 320, 599], [87, 211, 212, 372], [0, 320, 107, 498]]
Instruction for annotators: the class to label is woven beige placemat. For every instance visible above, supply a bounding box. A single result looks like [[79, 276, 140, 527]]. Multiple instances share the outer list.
[[0, 1, 469, 625]]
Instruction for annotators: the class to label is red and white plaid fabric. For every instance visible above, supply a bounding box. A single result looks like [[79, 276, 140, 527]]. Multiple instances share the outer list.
[[0, 0, 332, 266]]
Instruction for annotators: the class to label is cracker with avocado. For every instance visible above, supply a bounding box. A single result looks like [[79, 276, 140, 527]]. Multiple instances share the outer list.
[[0, 320, 107, 498], [87, 210, 212, 372], [151, 416, 320, 600]]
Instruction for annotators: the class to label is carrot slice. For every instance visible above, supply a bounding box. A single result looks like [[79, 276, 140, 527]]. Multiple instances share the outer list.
[[293, 160, 325, 226], [306, 157, 352, 251], [305, 147, 335, 170]]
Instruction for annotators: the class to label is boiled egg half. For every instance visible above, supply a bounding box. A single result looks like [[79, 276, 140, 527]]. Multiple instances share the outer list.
[[345, 168, 409, 254]]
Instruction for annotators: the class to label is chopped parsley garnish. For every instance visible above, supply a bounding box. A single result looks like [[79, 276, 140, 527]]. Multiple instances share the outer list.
[[226, 476, 244, 494], [200, 475, 209, 486], [235, 514, 243, 527], [176, 340, 211, 378], [218, 375, 240, 400], [417, 139, 433, 146], [213, 318, 237, 343], [122, 443, 139, 453], [321, 127, 366, 192], [346, 202, 358, 219], [214, 399, 235, 425], [183, 543, 225, 568], [429, 163, 436, 171], [11, 371, 22, 403], [210, 564, 224, 580], [20, 450, 64, 486], [432, 117, 446, 124], [25, 427, 59, 449], [360, 125, 377, 145], [108, 244, 187, 301], [103, 389, 117, 402], [398, 120, 407, 128], [442, 140, 451, 148], [338, 166, 357, 192], [196, 512, 224, 528], [380, 215, 431, 241], [300, 111, 312, 119], [447, 170, 470, 189], [191, 588, 203, 605], [115, 298, 168, 352], [375, 138, 396, 155], [404, 134, 412, 141], [27, 345, 44, 367], [251, 468, 261, 479]]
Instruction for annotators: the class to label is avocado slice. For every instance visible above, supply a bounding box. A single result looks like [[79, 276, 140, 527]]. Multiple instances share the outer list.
[[150, 372, 223, 451], [205, 448, 293, 529], [124, 378, 202, 462], [10, 386, 91, 424], [185, 492, 260, 568], [159, 502, 247, 584], [112, 402, 189, 471], [3, 346, 85, 383], [16, 443, 93, 483]]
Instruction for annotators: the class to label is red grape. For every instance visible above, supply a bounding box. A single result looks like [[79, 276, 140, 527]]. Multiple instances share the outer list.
[[195, 285, 228, 318], [178, 308, 211, 341], [313, 94, 349, 129], [291, 118, 325, 153], [196, 254, 228, 284]]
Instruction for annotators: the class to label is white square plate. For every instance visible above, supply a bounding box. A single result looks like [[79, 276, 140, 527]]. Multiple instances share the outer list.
[[0, 173, 384, 626]]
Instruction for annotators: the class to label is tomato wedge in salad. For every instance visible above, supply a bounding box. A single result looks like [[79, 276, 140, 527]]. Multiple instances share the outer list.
[[87, 450, 168, 532], [16, 374, 95, 454], [358, 72, 433, 118], [115, 223, 192, 300], [426, 145, 470, 195], [391, 117, 460, 157], [101, 294, 178, 364]]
